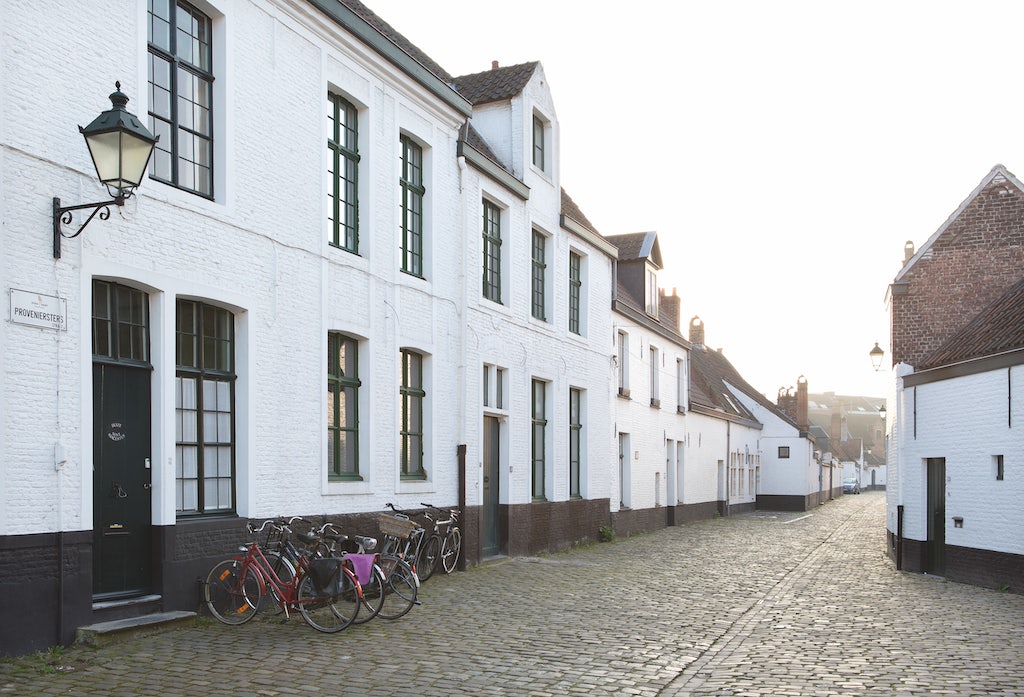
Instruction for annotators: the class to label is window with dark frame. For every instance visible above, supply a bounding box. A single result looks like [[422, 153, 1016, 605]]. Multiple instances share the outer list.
[[531, 230, 547, 320], [532, 378, 547, 500], [328, 93, 359, 253], [995, 454, 1004, 481], [569, 251, 582, 334], [328, 332, 360, 480], [400, 349, 425, 479], [569, 387, 582, 498], [148, 0, 214, 197], [175, 299, 235, 515], [92, 280, 150, 363], [532, 114, 545, 170], [400, 135, 424, 277], [482, 200, 502, 302], [778, 446, 790, 459]]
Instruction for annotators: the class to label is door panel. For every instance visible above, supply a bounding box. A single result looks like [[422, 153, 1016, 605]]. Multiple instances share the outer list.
[[482, 417, 500, 557], [93, 363, 152, 597], [925, 458, 946, 575]]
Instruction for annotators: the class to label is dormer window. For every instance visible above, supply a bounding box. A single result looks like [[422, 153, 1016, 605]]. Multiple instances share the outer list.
[[645, 264, 658, 317]]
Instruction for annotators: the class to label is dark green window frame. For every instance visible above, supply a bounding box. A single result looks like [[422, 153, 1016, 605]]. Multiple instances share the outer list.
[[531, 378, 547, 500], [400, 136, 425, 277], [148, 0, 214, 198], [569, 387, 582, 499], [531, 230, 547, 321], [532, 115, 545, 171], [400, 349, 426, 479], [569, 251, 582, 334], [328, 332, 361, 480], [175, 299, 235, 516], [482, 200, 502, 302], [328, 93, 359, 253], [92, 280, 150, 364]]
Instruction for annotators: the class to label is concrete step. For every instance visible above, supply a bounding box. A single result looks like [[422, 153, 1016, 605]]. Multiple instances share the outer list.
[[76, 611, 197, 647]]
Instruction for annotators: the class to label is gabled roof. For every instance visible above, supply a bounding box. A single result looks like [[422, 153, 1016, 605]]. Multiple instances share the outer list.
[[918, 276, 1024, 369], [604, 231, 663, 268], [451, 62, 540, 105], [688, 347, 762, 426], [895, 164, 1024, 283]]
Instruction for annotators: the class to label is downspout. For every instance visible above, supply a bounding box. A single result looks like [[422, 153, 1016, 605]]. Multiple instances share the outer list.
[[725, 421, 731, 516], [456, 152, 468, 566], [895, 364, 908, 570]]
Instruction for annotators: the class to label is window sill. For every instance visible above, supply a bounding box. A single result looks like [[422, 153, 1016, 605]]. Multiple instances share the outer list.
[[650, 398, 661, 409], [618, 388, 631, 399]]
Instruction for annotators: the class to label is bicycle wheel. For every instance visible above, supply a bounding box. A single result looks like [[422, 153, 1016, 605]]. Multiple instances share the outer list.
[[297, 569, 359, 633], [440, 527, 462, 574], [352, 563, 386, 624], [416, 534, 440, 582], [376, 554, 419, 620], [205, 558, 263, 625], [260, 551, 295, 615]]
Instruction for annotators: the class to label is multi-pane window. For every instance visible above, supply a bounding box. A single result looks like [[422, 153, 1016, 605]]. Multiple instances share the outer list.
[[569, 388, 582, 498], [531, 230, 547, 321], [483, 364, 506, 409], [148, 0, 214, 197], [400, 349, 425, 479], [778, 446, 790, 459], [677, 356, 687, 412], [532, 114, 545, 171], [92, 281, 149, 362], [328, 333, 360, 479], [176, 300, 234, 515], [531, 379, 547, 500], [328, 94, 359, 252], [400, 136, 425, 277], [569, 251, 582, 334], [482, 200, 502, 302]]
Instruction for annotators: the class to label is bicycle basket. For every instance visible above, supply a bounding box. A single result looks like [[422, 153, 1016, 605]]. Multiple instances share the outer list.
[[308, 557, 344, 596], [377, 514, 419, 540]]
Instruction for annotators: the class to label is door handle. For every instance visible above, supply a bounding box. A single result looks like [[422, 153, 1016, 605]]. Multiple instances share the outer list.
[[111, 481, 128, 499]]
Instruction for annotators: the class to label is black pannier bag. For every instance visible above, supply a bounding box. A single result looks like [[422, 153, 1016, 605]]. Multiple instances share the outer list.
[[308, 557, 345, 596]]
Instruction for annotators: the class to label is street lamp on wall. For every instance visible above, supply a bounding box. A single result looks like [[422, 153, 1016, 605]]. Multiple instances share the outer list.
[[53, 82, 158, 259], [869, 342, 885, 371]]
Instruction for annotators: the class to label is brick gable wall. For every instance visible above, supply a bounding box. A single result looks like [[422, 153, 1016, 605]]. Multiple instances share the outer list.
[[891, 179, 1024, 368]]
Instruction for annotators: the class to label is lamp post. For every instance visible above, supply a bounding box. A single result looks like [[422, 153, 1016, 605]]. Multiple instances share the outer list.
[[869, 342, 885, 371], [53, 82, 158, 258]]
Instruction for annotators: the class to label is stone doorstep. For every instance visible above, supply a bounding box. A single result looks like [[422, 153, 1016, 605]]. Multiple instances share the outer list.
[[76, 611, 197, 647]]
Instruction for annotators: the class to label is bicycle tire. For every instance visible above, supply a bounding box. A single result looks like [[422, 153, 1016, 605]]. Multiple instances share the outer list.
[[416, 534, 440, 582], [205, 558, 262, 625], [440, 527, 462, 574], [296, 570, 358, 633], [351, 563, 386, 624], [260, 551, 295, 615], [375, 554, 418, 620]]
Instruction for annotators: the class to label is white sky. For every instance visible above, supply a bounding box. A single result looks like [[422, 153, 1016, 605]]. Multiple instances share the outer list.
[[371, 0, 1024, 399]]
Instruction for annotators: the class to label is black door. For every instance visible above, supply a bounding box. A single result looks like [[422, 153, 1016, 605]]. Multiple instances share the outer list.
[[925, 458, 946, 576], [482, 416, 500, 557]]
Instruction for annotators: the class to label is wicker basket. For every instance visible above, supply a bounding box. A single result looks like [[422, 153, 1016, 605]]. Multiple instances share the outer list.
[[378, 514, 419, 540]]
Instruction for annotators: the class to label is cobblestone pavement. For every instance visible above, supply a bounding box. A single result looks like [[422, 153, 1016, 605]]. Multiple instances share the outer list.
[[3, 491, 1023, 696]]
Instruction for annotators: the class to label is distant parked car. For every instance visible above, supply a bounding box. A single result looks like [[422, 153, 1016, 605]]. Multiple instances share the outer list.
[[843, 477, 860, 494]]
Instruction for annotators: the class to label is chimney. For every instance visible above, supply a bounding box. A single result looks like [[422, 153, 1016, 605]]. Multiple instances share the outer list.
[[831, 411, 841, 443], [659, 288, 681, 331], [904, 240, 915, 263], [796, 375, 808, 433], [491, 60, 499, 70], [776, 387, 797, 421], [689, 316, 704, 347]]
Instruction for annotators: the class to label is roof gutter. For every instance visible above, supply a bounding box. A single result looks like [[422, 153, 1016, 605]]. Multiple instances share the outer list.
[[307, 0, 473, 117]]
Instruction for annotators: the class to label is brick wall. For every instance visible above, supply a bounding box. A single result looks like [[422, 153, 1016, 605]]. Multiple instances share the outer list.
[[891, 175, 1024, 368]]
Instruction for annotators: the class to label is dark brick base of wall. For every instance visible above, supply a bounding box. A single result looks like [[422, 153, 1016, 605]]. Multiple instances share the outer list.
[[887, 532, 1024, 594], [611, 506, 669, 537], [757, 494, 814, 512], [675, 500, 720, 523]]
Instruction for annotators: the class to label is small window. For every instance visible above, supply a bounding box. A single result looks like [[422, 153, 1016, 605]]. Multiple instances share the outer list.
[[995, 454, 1004, 481], [569, 251, 582, 335], [617, 331, 630, 396], [778, 446, 790, 459], [400, 136, 425, 277], [649, 346, 660, 407], [400, 349, 426, 479], [327, 333, 361, 480], [532, 114, 546, 171], [569, 387, 583, 498], [531, 378, 548, 500], [328, 93, 359, 253], [531, 230, 547, 321], [645, 265, 658, 317]]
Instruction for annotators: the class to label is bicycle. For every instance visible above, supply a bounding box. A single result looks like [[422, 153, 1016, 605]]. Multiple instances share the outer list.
[[204, 519, 361, 632], [379, 503, 434, 582], [315, 521, 420, 621], [421, 503, 462, 574]]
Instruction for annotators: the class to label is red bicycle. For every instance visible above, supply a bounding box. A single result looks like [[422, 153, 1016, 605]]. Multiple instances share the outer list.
[[204, 519, 362, 632]]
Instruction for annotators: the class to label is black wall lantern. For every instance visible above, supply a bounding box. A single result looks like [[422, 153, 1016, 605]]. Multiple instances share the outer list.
[[869, 341, 885, 371], [53, 82, 158, 258]]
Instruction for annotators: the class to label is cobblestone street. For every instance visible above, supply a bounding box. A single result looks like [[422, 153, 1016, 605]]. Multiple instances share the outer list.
[[3, 491, 1022, 696]]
